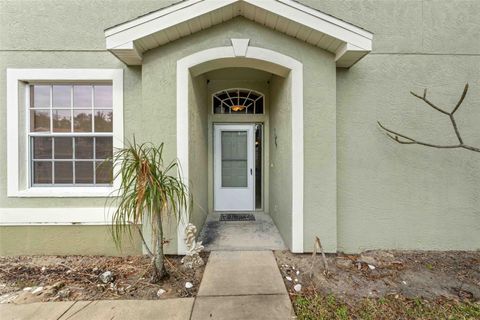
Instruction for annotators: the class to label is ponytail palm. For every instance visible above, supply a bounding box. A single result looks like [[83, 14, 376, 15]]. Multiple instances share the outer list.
[[109, 140, 190, 282]]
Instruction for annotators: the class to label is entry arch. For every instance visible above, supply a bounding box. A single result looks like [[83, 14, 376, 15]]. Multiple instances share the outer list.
[[176, 42, 304, 253]]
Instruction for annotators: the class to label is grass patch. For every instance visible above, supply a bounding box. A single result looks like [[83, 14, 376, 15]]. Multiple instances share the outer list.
[[294, 294, 480, 320]]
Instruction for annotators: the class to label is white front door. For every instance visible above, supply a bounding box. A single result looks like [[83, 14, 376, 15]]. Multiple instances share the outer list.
[[214, 124, 255, 211]]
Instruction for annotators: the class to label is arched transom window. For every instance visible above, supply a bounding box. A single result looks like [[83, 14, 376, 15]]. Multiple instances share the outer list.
[[213, 89, 264, 114]]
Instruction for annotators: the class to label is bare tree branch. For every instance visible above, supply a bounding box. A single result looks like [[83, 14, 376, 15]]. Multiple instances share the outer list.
[[410, 90, 450, 115], [378, 83, 479, 153], [378, 121, 462, 149]]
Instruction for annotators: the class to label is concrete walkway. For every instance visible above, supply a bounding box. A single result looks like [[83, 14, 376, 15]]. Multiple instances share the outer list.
[[0, 251, 293, 320], [199, 212, 287, 251], [192, 251, 293, 319]]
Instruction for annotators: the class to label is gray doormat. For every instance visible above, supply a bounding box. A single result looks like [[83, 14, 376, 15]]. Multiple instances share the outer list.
[[219, 213, 256, 221]]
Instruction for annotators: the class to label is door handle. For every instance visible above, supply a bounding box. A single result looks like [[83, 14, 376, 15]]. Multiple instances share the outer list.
[[250, 168, 253, 175]]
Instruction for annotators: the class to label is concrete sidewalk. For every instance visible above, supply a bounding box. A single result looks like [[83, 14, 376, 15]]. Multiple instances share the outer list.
[[0, 299, 195, 320], [0, 251, 294, 320]]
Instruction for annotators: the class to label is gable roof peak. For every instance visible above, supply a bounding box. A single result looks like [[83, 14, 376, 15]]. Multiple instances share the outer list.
[[105, 0, 373, 68]]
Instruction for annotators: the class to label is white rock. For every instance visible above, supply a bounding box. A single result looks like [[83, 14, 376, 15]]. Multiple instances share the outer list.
[[156, 289, 166, 297], [57, 289, 71, 299], [185, 282, 193, 289], [296, 270, 300, 275], [294, 279, 299, 283], [99, 271, 114, 284], [293, 284, 302, 292], [23, 287, 32, 291], [402, 281, 407, 285], [41, 267, 46, 272], [285, 276, 292, 282], [32, 287, 43, 295], [368, 264, 376, 270]]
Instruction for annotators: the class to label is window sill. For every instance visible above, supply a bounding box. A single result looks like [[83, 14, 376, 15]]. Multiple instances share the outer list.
[[11, 187, 117, 198]]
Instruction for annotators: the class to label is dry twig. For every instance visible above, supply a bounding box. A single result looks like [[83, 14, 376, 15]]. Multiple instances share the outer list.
[[310, 236, 329, 277], [378, 83, 480, 153]]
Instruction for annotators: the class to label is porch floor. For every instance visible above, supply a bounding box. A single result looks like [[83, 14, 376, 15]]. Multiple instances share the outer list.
[[198, 212, 287, 251]]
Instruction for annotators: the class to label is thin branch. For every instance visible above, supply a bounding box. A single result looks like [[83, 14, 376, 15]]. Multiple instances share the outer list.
[[462, 145, 480, 153], [131, 222, 154, 257], [378, 121, 463, 149], [451, 83, 469, 114], [449, 115, 463, 144], [410, 90, 449, 115]]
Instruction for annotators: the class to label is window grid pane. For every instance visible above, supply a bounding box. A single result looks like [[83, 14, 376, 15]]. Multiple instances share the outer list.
[[29, 83, 113, 187], [213, 89, 264, 115]]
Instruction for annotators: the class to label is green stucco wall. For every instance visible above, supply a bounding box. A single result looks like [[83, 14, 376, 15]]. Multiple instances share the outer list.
[[1, 0, 479, 255], [189, 73, 209, 231], [0, 225, 141, 256], [303, 0, 480, 252], [269, 75, 293, 248]]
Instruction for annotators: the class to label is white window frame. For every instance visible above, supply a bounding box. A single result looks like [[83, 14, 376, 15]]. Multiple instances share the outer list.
[[7, 69, 123, 197]]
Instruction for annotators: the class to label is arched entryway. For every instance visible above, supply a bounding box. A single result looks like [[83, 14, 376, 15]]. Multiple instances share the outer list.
[[176, 40, 304, 253]]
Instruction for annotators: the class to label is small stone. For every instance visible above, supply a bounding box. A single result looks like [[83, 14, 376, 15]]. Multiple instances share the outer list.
[[296, 270, 300, 275], [185, 282, 193, 289], [99, 271, 114, 284], [66, 270, 72, 275], [358, 255, 377, 266], [368, 264, 376, 270], [57, 289, 70, 299], [157, 289, 166, 297], [402, 281, 407, 285], [294, 279, 298, 282], [41, 267, 46, 273], [335, 258, 353, 269], [285, 276, 292, 282], [23, 287, 32, 291], [293, 284, 302, 292], [32, 287, 43, 295]]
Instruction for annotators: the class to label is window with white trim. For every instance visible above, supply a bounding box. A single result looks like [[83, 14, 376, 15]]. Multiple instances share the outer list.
[[213, 88, 264, 114], [29, 84, 113, 186], [6, 69, 123, 197]]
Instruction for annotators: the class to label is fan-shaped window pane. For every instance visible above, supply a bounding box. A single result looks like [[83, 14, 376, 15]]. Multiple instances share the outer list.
[[213, 89, 264, 114]]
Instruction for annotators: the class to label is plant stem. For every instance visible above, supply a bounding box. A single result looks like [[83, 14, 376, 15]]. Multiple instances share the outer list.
[[152, 214, 167, 282]]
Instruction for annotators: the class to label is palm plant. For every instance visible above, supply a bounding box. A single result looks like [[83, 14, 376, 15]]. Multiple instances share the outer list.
[[107, 140, 191, 282]]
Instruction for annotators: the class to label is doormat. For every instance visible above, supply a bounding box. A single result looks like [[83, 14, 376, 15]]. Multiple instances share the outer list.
[[219, 213, 256, 221]]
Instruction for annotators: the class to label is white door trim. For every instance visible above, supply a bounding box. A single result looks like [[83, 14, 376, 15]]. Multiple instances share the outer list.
[[214, 124, 255, 211], [177, 43, 304, 253]]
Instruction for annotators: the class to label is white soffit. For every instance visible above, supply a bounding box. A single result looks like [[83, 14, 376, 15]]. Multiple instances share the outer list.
[[104, 0, 373, 68]]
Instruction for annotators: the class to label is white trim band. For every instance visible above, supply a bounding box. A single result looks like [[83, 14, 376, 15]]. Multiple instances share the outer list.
[[0, 207, 113, 226]]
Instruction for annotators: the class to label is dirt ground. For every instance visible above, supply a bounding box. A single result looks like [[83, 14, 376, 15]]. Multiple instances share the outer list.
[[0, 253, 208, 304], [274, 250, 480, 302]]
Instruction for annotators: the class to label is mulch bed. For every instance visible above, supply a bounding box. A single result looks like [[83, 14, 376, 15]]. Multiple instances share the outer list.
[[0, 253, 208, 304]]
